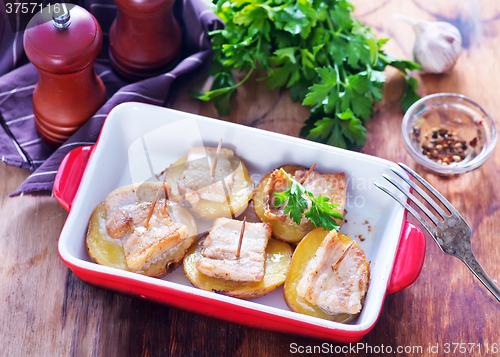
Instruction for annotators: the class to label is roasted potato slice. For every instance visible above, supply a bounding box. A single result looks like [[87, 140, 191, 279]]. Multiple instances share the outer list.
[[86, 201, 197, 278], [284, 228, 368, 323], [165, 153, 254, 220], [253, 165, 314, 244], [183, 235, 293, 299]]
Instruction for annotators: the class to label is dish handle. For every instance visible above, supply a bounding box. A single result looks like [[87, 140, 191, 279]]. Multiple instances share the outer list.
[[386, 220, 426, 294], [54, 145, 94, 212]]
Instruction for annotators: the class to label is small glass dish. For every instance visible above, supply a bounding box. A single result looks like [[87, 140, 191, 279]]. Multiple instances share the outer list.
[[402, 93, 497, 175]]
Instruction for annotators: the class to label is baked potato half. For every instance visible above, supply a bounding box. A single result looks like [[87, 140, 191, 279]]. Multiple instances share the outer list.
[[253, 165, 314, 244], [165, 152, 254, 220], [284, 228, 368, 323], [183, 235, 293, 299], [86, 200, 197, 278]]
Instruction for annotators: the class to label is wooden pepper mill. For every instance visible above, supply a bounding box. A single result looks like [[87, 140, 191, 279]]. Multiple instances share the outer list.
[[109, 0, 182, 81], [24, 4, 107, 147]]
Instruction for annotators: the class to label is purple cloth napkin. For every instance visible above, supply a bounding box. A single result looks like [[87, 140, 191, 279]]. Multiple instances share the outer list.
[[0, 0, 222, 196]]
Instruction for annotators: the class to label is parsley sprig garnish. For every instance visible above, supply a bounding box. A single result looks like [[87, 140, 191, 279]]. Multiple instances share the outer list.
[[273, 168, 343, 231], [192, 0, 420, 150]]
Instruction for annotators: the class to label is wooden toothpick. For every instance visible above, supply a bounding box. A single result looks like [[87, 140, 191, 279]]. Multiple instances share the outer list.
[[299, 163, 317, 184], [145, 188, 161, 228], [210, 139, 223, 183], [163, 182, 169, 210], [331, 241, 355, 270], [236, 216, 246, 259]]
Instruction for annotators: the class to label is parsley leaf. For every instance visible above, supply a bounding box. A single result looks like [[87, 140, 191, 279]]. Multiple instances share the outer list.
[[305, 195, 342, 231], [274, 168, 343, 231], [305, 109, 366, 149], [400, 76, 420, 112]]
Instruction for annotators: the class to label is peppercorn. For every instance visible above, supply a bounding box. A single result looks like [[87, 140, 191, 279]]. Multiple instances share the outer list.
[[416, 126, 469, 166]]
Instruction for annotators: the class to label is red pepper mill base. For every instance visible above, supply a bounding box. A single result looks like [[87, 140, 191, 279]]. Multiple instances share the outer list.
[[109, 0, 182, 81], [24, 5, 106, 147]]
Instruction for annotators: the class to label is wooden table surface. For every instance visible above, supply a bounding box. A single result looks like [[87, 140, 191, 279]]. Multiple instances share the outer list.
[[2, 0, 500, 356]]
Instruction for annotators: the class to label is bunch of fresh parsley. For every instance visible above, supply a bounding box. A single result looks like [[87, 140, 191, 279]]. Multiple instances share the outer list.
[[274, 169, 343, 231], [193, 0, 420, 149]]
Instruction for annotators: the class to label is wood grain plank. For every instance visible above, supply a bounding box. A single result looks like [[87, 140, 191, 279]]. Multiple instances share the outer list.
[[0, 163, 70, 357]]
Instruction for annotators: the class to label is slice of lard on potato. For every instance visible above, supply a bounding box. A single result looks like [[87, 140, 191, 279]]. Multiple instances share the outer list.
[[284, 228, 369, 323], [86, 181, 198, 278], [165, 146, 254, 220], [183, 218, 293, 299], [253, 164, 346, 244]]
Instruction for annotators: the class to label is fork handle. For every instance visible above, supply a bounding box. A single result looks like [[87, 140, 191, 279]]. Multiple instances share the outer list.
[[462, 254, 500, 303]]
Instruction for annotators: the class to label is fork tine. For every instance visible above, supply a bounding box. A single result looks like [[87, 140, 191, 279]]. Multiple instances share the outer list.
[[390, 167, 449, 219], [374, 182, 434, 236], [382, 174, 440, 226], [398, 163, 457, 215]]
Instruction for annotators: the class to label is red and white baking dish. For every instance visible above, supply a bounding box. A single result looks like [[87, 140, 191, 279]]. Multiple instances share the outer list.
[[55, 102, 425, 343]]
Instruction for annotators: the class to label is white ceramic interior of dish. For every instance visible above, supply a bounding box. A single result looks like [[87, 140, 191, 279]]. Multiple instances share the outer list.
[[58, 102, 408, 334]]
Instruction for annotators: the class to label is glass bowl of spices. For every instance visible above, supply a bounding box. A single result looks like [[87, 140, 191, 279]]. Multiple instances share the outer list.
[[402, 93, 497, 175]]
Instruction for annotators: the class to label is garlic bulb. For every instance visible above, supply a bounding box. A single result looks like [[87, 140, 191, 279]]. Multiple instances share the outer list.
[[396, 15, 462, 74]]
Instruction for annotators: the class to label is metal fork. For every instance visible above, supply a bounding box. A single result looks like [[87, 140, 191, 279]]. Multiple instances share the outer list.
[[375, 163, 500, 302]]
